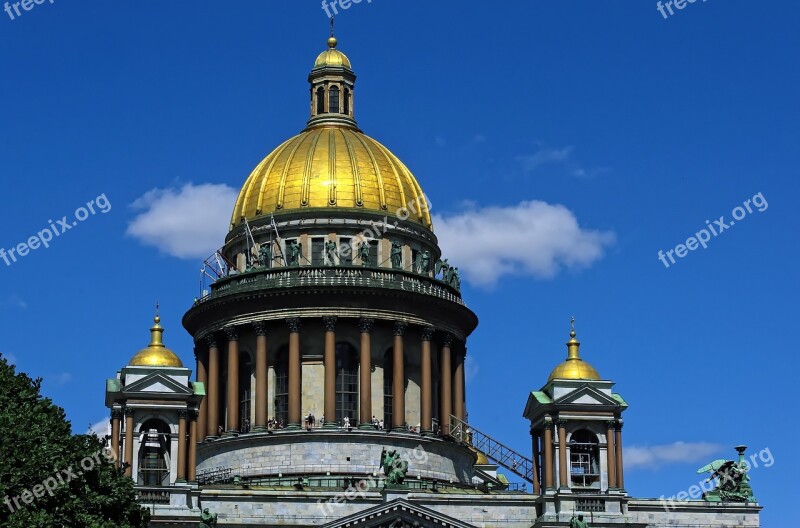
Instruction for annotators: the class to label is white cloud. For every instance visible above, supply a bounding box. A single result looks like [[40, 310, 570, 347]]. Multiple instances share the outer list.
[[87, 417, 111, 437], [465, 356, 479, 386], [127, 183, 238, 259], [625, 442, 725, 470], [47, 372, 73, 386], [2, 352, 17, 365], [517, 146, 574, 173], [433, 201, 614, 288]]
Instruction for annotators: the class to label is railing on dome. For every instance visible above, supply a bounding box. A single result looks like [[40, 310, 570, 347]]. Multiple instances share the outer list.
[[196, 466, 233, 485], [450, 415, 535, 485], [194, 266, 466, 307]]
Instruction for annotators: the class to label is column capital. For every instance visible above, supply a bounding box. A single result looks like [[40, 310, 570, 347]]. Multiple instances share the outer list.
[[606, 419, 617, 429], [616, 421, 624, 431], [393, 321, 408, 336], [205, 334, 218, 348], [111, 409, 123, 420], [224, 326, 239, 342], [189, 409, 199, 421], [557, 419, 568, 428], [322, 316, 338, 332], [286, 317, 301, 333], [441, 332, 453, 347], [421, 326, 435, 341], [124, 408, 135, 418], [178, 409, 189, 420], [358, 317, 375, 333], [252, 321, 268, 336]]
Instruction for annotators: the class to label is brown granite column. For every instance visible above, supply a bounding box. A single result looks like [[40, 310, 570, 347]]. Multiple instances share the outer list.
[[254, 322, 268, 431], [111, 410, 121, 468], [420, 326, 434, 435], [558, 419, 568, 489], [323, 316, 337, 428], [391, 321, 407, 431], [287, 318, 302, 429], [453, 349, 465, 422], [615, 421, 625, 490], [225, 326, 239, 434], [195, 346, 208, 442], [206, 335, 220, 438], [124, 408, 134, 478], [439, 334, 453, 436], [531, 431, 541, 494], [187, 411, 198, 483], [176, 410, 187, 482], [358, 318, 375, 429], [543, 420, 554, 490], [606, 420, 617, 490]]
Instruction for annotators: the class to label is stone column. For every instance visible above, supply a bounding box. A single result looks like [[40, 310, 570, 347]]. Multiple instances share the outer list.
[[254, 322, 268, 431], [358, 318, 375, 429], [606, 420, 617, 490], [206, 335, 220, 438], [391, 321, 407, 431], [195, 346, 208, 442], [111, 410, 121, 468], [124, 408, 134, 478], [615, 422, 625, 490], [287, 318, 302, 429], [323, 316, 337, 428], [558, 419, 568, 489], [543, 420, 554, 490], [453, 349, 465, 422], [176, 410, 187, 483], [439, 334, 453, 436], [420, 326, 434, 435], [531, 431, 541, 494], [225, 326, 239, 434], [187, 410, 198, 483]]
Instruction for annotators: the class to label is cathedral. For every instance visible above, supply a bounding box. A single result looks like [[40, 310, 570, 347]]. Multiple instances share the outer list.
[[103, 34, 762, 528]]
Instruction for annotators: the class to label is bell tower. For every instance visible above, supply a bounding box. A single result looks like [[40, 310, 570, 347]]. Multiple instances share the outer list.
[[523, 319, 629, 523], [307, 23, 357, 128]]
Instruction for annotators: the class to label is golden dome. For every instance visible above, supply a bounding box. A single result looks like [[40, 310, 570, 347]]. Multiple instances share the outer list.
[[230, 126, 433, 230], [129, 315, 184, 368], [547, 322, 601, 382], [471, 447, 489, 465], [314, 37, 351, 69]]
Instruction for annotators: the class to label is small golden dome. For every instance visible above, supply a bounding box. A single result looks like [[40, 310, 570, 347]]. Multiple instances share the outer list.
[[314, 37, 351, 69], [129, 315, 183, 368], [231, 126, 433, 230], [547, 320, 601, 382], [473, 448, 489, 465]]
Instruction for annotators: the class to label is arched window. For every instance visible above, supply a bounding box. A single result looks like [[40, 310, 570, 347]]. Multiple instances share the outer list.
[[329, 86, 340, 114], [316, 87, 325, 115], [274, 346, 289, 426], [570, 429, 600, 488], [239, 354, 253, 432], [343, 88, 350, 115], [383, 349, 393, 427], [335, 342, 358, 426], [137, 419, 171, 486]]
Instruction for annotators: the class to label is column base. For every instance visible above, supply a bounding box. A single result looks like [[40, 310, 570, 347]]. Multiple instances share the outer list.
[[222, 430, 239, 438], [358, 424, 377, 430], [420, 429, 435, 436], [253, 425, 267, 432], [284, 423, 302, 430], [175, 478, 187, 484], [391, 426, 407, 433]]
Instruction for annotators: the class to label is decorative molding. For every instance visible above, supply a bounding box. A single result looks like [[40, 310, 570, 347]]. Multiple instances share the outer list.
[[205, 334, 218, 349], [557, 419, 567, 428], [442, 332, 453, 347], [189, 409, 199, 421], [358, 317, 375, 333], [286, 317, 301, 333], [322, 316, 338, 332], [252, 321, 268, 336], [178, 409, 189, 420], [421, 326, 435, 341], [124, 408, 135, 418], [393, 321, 408, 336], [111, 409, 123, 420]]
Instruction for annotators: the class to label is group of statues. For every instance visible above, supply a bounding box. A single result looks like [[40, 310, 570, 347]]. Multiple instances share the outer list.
[[379, 447, 409, 486], [246, 239, 461, 292], [697, 446, 756, 503]]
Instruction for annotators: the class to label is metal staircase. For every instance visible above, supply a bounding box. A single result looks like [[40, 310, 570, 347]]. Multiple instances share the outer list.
[[449, 415, 535, 484]]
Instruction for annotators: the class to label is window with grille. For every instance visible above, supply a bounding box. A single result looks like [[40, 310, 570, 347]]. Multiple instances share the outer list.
[[335, 343, 358, 426], [274, 349, 288, 426], [329, 86, 340, 113], [340, 237, 353, 266], [311, 237, 325, 266], [570, 430, 600, 488], [383, 349, 393, 426]]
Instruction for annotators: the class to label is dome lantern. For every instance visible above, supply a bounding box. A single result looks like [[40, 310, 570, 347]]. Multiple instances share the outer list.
[[308, 26, 357, 129]]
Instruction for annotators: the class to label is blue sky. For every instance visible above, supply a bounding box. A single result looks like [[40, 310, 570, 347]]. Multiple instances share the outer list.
[[0, 1, 797, 524]]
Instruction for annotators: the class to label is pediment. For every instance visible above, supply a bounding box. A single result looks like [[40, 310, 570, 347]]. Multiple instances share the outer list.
[[556, 384, 620, 407], [123, 372, 192, 397], [321, 498, 478, 528]]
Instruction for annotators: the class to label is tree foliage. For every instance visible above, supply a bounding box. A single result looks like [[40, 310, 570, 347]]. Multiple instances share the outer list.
[[0, 353, 150, 527]]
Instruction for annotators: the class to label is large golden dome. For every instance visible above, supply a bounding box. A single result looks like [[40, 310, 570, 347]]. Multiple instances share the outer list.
[[129, 315, 184, 368], [230, 125, 433, 230]]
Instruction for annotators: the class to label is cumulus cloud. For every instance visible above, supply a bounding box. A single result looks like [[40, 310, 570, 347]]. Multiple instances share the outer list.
[[433, 201, 614, 288], [625, 442, 725, 470], [127, 183, 238, 259]]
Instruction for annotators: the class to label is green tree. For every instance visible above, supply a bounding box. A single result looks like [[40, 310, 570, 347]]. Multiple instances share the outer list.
[[0, 353, 150, 527]]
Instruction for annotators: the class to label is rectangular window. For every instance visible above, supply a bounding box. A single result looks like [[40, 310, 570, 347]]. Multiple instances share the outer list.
[[340, 237, 353, 266], [311, 237, 325, 266]]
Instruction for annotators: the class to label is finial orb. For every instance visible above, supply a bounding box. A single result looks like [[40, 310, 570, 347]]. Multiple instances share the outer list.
[[328, 36, 338, 48]]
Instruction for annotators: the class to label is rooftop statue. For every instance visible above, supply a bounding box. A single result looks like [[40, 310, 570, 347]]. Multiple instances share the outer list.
[[359, 240, 372, 267], [199, 507, 218, 528], [416, 250, 430, 274], [288, 240, 302, 267], [697, 446, 756, 503], [435, 258, 449, 279], [380, 447, 409, 487], [324, 240, 338, 267], [390, 241, 403, 269], [258, 242, 272, 269], [569, 514, 590, 528]]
